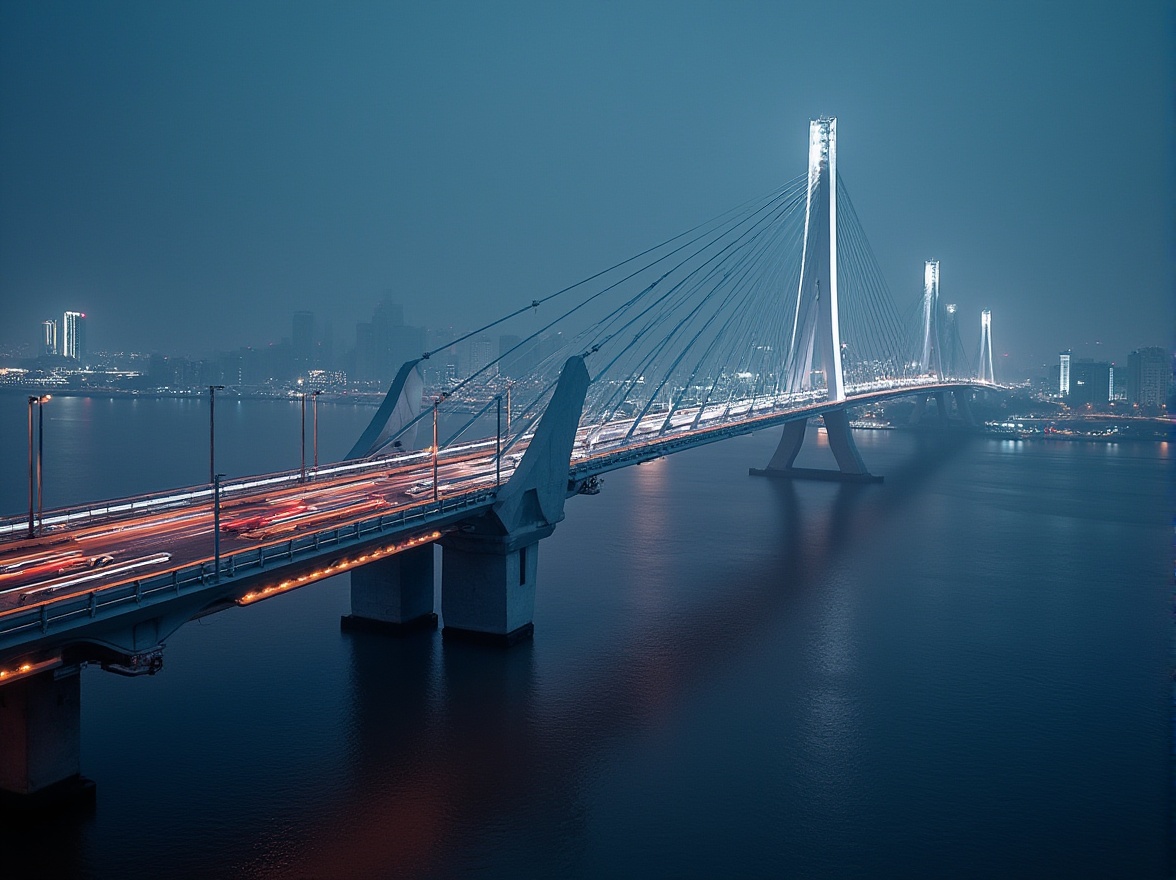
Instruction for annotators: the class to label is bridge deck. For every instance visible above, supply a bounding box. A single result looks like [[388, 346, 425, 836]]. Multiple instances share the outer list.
[[0, 380, 994, 673]]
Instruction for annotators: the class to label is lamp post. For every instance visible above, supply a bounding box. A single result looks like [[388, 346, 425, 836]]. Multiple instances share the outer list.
[[26, 394, 50, 539], [37, 395, 50, 535], [312, 390, 322, 472], [26, 397, 34, 536], [300, 392, 307, 482], [496, 394, 502, 489], [212, 473, 223, 582], [209, 385, 225, 484]]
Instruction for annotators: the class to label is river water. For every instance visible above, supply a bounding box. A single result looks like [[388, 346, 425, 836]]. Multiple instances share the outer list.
[[0, 393, 1170, 878]]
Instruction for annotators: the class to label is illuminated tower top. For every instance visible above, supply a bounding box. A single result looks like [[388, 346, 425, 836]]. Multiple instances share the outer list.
[[921, 260, 942, 376]]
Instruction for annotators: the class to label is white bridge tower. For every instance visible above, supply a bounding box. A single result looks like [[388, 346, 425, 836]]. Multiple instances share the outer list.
[[978, 309, 995, 383], [786, 117, 845, 402], [920, 260, 943, 377]]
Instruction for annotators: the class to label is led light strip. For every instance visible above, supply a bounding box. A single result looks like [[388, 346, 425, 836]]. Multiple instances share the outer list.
[[236, 530, 444, 606]]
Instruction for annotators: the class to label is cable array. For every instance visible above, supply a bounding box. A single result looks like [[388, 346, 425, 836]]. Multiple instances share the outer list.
[[366, 172, 917, 459]]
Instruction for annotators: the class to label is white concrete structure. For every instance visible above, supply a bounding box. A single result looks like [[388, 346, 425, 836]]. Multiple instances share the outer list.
[[787, 117, 844, 402]]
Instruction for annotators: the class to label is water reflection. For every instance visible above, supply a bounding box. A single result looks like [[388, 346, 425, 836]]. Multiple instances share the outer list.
[[267, 436, 976, 877]]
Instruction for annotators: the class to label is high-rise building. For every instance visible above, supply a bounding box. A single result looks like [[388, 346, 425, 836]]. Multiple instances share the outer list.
[[62, 311, 86, 363], [1127, 346, 1169, 409], [41, 319, 58, 356], [353, 299, 424, 384], [1058, 351, 1071, 397], [470, 336, 495, 378], [1068, 359, 1111, 407]]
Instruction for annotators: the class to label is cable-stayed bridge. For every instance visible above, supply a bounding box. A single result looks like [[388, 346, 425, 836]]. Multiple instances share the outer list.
[[0, 118, 999, 807]]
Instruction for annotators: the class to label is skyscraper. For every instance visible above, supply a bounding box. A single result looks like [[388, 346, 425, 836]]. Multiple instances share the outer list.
[[1127, 346, 1169, 409], [1068, 359, 1111, 407], [62, 311, 86, 364], [1058, 351, 1071, 397], [41, 319, 57, 356], [470, 336, 495, 378]]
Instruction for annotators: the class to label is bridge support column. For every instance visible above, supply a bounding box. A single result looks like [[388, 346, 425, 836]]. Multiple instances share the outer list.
[[934, 391, 949, 426], [750, 409, 882, 483], [908, 396, 927, 426], [953, 389, 978, 427], [341, 543, 437, 634], [0, 667, 94, 812], [440, 526, 551, 646]]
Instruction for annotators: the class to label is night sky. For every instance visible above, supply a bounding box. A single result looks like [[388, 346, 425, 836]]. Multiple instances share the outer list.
[[1, 1, 1171, 373]]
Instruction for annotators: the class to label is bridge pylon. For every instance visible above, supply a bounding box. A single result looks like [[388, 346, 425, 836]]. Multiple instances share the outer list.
[[978, 309, 995, 384], [920, 260, 944, 377], [786, 117, 845, 402]]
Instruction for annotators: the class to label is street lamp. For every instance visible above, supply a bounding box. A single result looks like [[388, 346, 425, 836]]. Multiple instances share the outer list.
[[212, 472, 224, 582], [209, 385, 225, 484], [26, 395, 50, 539], [300, 392, 307, 482], [36, 395, 50, 535], [432, 398, 440, 502], [311, 390, 322, 472]]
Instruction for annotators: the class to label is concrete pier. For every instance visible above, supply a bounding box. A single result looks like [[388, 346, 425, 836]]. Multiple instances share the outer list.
[[440, 528, 550, 646], [751, 409, 882, 483], [0, 667, 94, 812], [341, 543, 438, 634]]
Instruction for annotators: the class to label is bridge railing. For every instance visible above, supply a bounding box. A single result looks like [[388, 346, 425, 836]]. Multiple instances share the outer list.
[[0, 488, 496, 654]]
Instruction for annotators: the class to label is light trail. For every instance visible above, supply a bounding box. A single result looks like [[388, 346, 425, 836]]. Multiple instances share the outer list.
[[11, 553, 173, 600]]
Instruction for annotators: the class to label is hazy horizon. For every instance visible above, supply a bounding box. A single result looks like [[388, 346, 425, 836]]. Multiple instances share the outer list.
[[2, 1, 1172, 374]]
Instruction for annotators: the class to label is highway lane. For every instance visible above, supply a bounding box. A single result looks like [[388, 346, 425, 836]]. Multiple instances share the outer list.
[[0, 452, 509, 612]]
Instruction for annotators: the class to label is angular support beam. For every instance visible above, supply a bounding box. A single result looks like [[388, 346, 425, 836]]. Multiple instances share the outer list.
[[441, 356, 590, 645], [0, 667, 94, 812], [750, 409, 882, 483], [341, 543, 437, 635], [346, 358, 424, 460]]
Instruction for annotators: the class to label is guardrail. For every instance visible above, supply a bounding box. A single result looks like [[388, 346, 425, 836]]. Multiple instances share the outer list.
[[0, 488, 496, 652], [569, 380, 999, 480]]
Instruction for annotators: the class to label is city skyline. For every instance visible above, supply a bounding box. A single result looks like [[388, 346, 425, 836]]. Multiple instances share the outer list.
[[1, 3, 1171, 370]]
